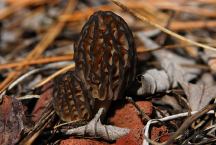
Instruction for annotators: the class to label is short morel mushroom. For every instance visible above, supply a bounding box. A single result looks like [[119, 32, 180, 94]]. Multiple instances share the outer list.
[[52, 11, 137, 139], [53, 70, 95, 122]]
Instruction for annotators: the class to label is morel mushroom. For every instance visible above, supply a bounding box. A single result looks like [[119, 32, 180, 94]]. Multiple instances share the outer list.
[[53, 11, 137, 122], [53, 70, 95, 122], [74, 11, 137, 101]]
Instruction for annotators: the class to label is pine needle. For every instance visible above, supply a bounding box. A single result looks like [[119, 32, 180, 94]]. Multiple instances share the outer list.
[[111, 0, 216, 52]]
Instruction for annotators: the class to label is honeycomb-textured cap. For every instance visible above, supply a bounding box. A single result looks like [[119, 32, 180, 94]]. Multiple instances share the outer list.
[[74, 11, 137, 101], [53, 71, 95, 122]]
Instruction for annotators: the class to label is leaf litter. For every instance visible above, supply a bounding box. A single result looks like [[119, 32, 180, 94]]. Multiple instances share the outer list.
[[1, 0, 216, 144]]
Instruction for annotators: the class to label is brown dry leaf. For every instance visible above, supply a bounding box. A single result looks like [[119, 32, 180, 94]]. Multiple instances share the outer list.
[[0, 95, 25, 145], [31, 83, 53, 122]]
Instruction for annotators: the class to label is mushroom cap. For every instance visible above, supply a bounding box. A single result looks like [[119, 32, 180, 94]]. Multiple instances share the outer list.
[[53, 70, 94, 122], [74, 11, 137, 101]]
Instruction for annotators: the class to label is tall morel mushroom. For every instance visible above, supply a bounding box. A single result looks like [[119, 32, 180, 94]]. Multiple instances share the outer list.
[[74, 11, 137, 101], [53, 11, 137, 134]]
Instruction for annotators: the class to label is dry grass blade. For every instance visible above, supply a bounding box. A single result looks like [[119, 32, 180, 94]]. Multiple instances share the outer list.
[[0, 55, 73, 70], [111, 0, 216, 52]]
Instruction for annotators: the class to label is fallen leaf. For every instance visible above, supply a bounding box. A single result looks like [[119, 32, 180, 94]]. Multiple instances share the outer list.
[[137, 69, 171, 95], [180, 81, 216, 111], [64, 108, 130, 141], [137, 34, 200, 95], [0, 95, 25, 145], [31, 82, 53, 122], [137, 33, 214, 111], [152, 95, 182, 112], [162, 60, 216, 111]]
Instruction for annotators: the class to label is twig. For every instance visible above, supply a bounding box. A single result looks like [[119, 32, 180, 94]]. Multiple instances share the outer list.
[[197, 138, 216, 145], [143, 133, 163, 145], [126, 96, 151, 122], [18, 102, 55, 145], [143, 109, 215, 145], [164, 104, 216, 145]]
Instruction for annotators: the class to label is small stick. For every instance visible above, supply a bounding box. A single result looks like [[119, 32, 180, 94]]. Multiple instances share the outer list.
[[126, 96, 151, 122], [164, 104, 216, 145]]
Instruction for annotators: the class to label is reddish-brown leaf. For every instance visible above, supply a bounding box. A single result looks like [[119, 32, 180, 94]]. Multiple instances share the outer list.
[[0, 95, 25, 145]]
